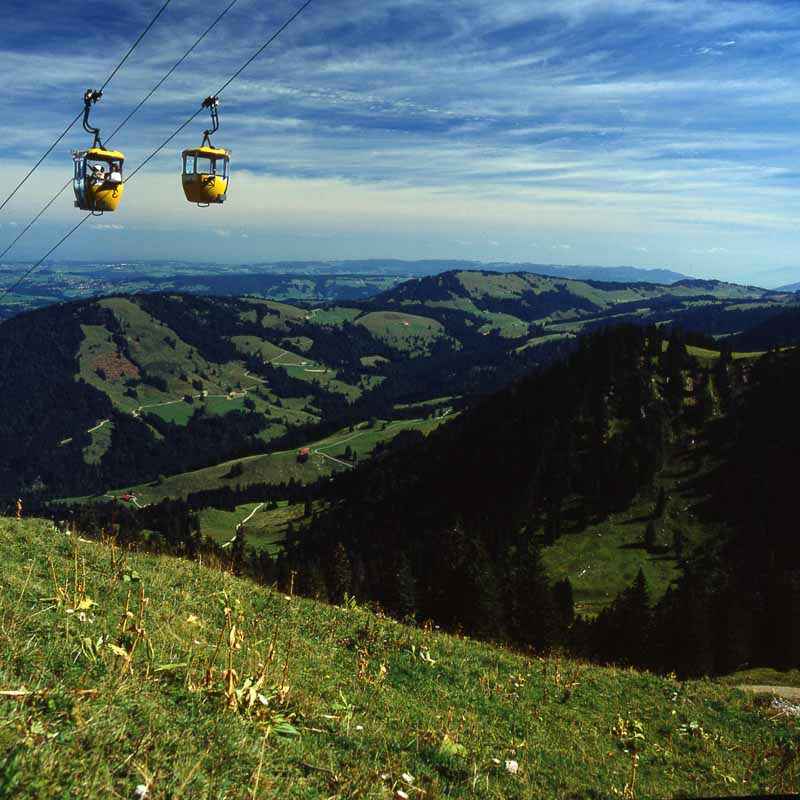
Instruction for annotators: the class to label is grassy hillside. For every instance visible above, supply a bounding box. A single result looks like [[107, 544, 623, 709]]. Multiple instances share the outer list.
[[0, 516, 797, 799], [95, 416, 453, 505], [2, 273, 797, 500], [376, 270, 798, 342], [540, 446, 714, 616], [356, 310, 449, 355], [198, 500, 308, 554]]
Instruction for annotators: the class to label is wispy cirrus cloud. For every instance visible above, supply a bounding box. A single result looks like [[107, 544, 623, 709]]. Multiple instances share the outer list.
[[3, 0, 800, 283]]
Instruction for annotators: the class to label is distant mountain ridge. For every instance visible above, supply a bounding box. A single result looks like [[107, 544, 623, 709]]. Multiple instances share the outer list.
[[1, 260, 690, 322], [241, 259, 690, 284]]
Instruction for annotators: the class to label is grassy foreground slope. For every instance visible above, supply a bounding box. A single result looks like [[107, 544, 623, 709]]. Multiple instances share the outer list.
[[1, 518, 798, 799]]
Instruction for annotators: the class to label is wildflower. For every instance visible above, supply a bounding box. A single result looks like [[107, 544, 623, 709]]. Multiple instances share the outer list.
[[402, 772, 415, 784], [355, 724, 364, 731], [491, 758, 501, 765], [133, 785, 148, 799], [505, 760, 519, 775], [395, 791, 409, 800]]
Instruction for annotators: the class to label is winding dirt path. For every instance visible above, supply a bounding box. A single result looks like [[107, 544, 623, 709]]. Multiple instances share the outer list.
[[86, 418, 110, 434], [737, 685, 800, 701], [222, 502, 266, 548]]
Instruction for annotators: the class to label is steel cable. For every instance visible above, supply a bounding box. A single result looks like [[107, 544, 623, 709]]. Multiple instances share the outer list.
[[0, 0, 173, 214]]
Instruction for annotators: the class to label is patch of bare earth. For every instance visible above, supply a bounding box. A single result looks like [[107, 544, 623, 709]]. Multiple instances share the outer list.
[[91, 352, 140, 381]]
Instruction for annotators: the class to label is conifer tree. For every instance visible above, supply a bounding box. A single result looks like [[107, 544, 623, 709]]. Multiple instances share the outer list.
[[553, 577, 574, 632], [644, 519, 657, 550], [328, 542, 352, 603], [672, 529, 685, 560], [393, 552, 417, 619], [655, 487, 667, 518]]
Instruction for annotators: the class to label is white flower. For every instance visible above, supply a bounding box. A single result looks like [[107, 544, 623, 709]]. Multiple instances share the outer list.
[[505, 760, 519, 775], [491, 757, 501, 764], [133, 786, 148, 799], [355, 724, 364, 731], [395, 792, 409, 800], [402, 772, 415, 784]]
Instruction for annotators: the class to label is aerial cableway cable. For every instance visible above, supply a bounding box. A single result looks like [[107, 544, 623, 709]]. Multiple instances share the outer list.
[[104, 0, 240, 148], [0, 0, 241, 260], [0, 0, 174, 214], [0, 0, 315, 300], [128, 0, 316, 181]]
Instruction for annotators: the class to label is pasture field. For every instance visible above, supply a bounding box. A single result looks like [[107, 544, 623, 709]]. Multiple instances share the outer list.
[[82, 419, 114, 465], [360, 354, 389, 367], [102, 416, 452, 504], [356, 310, 447, 354], [250, 299, 309, 327], [199, 500, 311, 555], [541, 447, 717, 616], [516, 332, 575, 352], [280, 363, 367, 401], [684, 344, 767, 362], [77, 298, 253, 417], [230, 335, 298, 363], [306, 306, 363, 325]]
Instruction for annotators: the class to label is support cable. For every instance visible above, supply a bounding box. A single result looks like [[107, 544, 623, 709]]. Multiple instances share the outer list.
[[0, 0, 315, 299], [0, 217, 90, 301], [0, 0, 173, 213], [0, 0, 241, 260], [130, 0, 316, 180]]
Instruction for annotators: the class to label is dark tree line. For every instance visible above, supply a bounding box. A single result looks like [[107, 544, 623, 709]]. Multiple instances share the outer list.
[[588, 346, 800, 675], [277, 326, 704, 650]]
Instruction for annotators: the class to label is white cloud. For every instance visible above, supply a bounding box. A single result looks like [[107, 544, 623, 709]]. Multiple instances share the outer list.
[[2, 0, 800, 282]]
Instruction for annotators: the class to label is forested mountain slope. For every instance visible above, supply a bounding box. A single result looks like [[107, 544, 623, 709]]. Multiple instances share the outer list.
[[0, 269, 796, 500], [284, 324, 799, 676], [0, 289, 560, 499]]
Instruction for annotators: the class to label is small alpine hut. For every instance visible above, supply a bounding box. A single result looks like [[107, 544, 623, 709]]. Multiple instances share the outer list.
[[297, 447, 310, 463]]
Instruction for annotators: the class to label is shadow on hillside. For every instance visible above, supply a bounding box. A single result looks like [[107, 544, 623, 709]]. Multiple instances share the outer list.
[[622, 513, 652, 526]]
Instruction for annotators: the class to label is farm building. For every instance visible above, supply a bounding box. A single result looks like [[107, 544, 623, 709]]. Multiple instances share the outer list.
[[297, 447, 311, 463]]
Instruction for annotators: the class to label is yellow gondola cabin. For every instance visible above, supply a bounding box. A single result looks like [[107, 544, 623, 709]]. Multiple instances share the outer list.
[[181, 146, 229, 205], [73, 89, 125, 214], [181, 95, 230, 206], [73, 148, 125, 213]]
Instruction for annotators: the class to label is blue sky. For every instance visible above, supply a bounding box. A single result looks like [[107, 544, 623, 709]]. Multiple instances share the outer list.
[[3, 0, 800, 285]]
